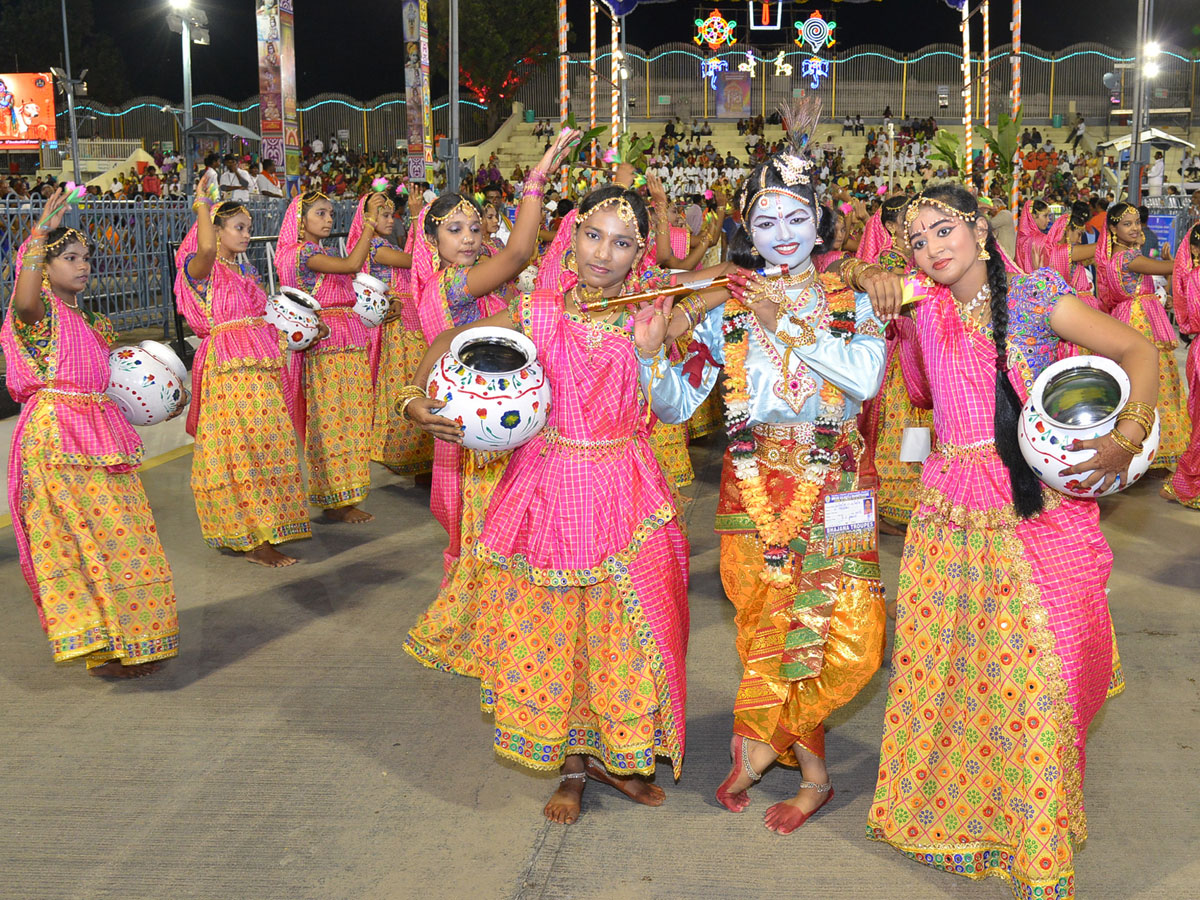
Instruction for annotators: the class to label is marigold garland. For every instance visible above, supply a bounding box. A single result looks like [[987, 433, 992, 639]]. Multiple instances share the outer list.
[[723, 277, 851, 584]]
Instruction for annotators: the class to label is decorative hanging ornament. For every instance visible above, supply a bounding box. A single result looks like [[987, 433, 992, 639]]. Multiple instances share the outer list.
[[771, 50, 793, 77], [795, 10, 836, 54], [700, 56, 729, 89], [801, 55, 831, 89], [738, 50, 758, 78], [694, 8, 738, 50], [747, 0, 783, 30]]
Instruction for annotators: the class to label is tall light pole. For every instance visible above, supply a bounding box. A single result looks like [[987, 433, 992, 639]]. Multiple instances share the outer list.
[[167, 0, 209, 191], [55, 0, 83, 184], [448, 0, 460, 193]]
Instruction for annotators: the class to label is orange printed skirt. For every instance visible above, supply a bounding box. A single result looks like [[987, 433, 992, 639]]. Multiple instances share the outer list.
[[191, 363, 310, 550], [304, 348, 373, 508], [868, 502, 1122, 900], [404, 450, 508, 677], [371, 320, 434, 474], [721, 533, 886, 763], [18, 411, 178, 668], [1129, 298, 1190, 469], [875, 352, 933, 524], [472, 519, 690, 779]]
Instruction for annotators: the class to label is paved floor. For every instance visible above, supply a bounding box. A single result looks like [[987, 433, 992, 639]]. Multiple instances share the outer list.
[[1, 436, 1198, 900]]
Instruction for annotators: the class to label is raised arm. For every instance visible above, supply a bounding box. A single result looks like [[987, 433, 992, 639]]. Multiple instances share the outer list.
[[307, 193, 387, 274], [12, 188, 69, 326], [184, 175, 217, 283], [465, 128, 579, 298]]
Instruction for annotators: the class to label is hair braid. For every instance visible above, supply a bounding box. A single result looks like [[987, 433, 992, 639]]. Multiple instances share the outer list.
[[986, 233, 1044, 518]]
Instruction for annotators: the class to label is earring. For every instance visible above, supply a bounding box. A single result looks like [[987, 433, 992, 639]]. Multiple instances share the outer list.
[[563, 248, 578, 276], [977, 241, 989, 261], [41, 268, 51, 292]]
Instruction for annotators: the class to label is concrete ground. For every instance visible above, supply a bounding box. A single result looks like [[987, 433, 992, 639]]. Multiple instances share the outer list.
[[1, 434, 1198, 900]]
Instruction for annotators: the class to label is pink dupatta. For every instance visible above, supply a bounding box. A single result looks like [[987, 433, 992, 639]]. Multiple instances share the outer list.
[[1093, 229, 1176, 343], [855, 210, 892, 263]]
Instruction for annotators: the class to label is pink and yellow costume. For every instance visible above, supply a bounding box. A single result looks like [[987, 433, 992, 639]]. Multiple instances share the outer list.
[[1164, 224, 1200, 507], [174, 224, 309, 550], [275, 195, 375, 508], [856, 219, 932, 525], [345, 198, 433, 475], [1015, 200, 1050, 273], [869, 271, 1124, 899], [471, 289, 691, 776], [404, 204, 514, 675], [2, 239, 178, 668], [1094, 232, 1189, 468]]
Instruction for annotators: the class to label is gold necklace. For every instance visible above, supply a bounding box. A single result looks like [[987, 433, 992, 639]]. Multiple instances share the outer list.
[[574, 281, 608, 313], [217, 254, 242, 269]]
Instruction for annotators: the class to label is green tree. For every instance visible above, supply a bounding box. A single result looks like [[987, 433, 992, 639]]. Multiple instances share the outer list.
[[428, 0, 556, 132], [977, 110, 1023, 200], [0, 0, 130, 103]]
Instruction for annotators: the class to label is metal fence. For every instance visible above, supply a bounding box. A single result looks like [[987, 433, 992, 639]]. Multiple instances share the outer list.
[[58, 92, 494, 153], [515, 40, 1199, 128], [0, 194, 359, 335]]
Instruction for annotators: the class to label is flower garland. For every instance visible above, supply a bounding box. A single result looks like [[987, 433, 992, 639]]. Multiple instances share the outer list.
[[723, 284, 851, 584]]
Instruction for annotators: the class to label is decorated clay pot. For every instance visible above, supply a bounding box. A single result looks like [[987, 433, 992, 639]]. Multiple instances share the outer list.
[[1018, 355, 1160, 498], [425, 326, 549, 452], [352, 273, 390, 328], [265, 286, 322, 351], [107, 340, 191, 426]]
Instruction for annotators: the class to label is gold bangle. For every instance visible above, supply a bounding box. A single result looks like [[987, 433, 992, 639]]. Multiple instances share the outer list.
[[1116, 408, 1154, 432], [1108, 427, 1143, 455], [394, 384, 428, 419]]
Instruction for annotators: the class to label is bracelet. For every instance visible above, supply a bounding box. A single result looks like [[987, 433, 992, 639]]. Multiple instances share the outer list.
[[521, 185, 545, 200], [394, 384, 428, 419], [1115, 409, 1154, 437], [1107, 427, 1143, 456], [525, 170, 549, 188], [363, 218, 376, 229]]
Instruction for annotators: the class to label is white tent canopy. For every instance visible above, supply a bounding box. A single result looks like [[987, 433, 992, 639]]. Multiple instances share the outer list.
[[1097, 128, 1195, 152]]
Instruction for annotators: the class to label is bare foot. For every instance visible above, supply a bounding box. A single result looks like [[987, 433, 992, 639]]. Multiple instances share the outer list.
[[715, 735, 775, 812], [323, 505, 374, 524], [545, 757, 587, 825], [89, 660, 162, 679], [1160, 484, 1176, 501], [763, 784, 835, 834], [244, 543, 299, 568], [583, 755, 665, 806], [878, 518, 906, 536]]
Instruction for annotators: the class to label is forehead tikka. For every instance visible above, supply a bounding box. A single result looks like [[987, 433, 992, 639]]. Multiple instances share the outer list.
[[578, 197, 645, 247], [429, 198, 480, 226], [904, 195, 975, 233]]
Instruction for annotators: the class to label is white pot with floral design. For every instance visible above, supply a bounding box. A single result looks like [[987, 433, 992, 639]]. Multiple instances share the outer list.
[[107, 340, 191, 426], [425, 326, 549, 452], [1018, 355, 1160, 498], [265, 286, 322, 350], [352, 273, 390, 328]]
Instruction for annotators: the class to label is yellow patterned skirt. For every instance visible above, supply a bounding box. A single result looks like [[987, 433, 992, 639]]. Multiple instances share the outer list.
[[304, 348, 373, 508], [649, 420, 693, 489], [1129, 298, 1190, 469], [475, 569, 681, 777], [403, 451, 508, 677], [687, 388, 725, 441], [875, 353, 933, 524], [191, 363, 310, 550], [18, 410, 178, 669], [721, 533, 886, 764], [371, 321, 434, 474]]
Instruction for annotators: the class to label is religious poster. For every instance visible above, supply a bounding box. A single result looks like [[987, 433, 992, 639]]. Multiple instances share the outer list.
[[402, 0, 434, 182], [0, 72, 56, 150], [716, 71, 753, 119], [256, 1, 283, 165], [279, 0, 301, 189]]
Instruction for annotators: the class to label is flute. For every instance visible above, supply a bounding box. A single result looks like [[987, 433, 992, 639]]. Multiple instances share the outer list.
[[604, 265, 787, 308]]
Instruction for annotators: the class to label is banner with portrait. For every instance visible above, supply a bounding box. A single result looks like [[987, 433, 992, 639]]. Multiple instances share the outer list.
[[715, 71, 753, 119], [0, 73, 56, 150], [401, 0, 434, 182]]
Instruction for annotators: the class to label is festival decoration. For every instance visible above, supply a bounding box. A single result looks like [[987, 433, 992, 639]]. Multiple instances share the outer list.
[[694, 9, 738, 50], [747, 0, 783, 30], [801, 56, 830, 89], [771, 51, 793, 77], [738, 51, 758, 78], [701, 57, 729, 89], [795, 11, 835, 54]]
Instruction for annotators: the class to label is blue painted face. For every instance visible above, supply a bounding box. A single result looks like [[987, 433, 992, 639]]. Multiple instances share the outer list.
[[748, 191, 816, 269]]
